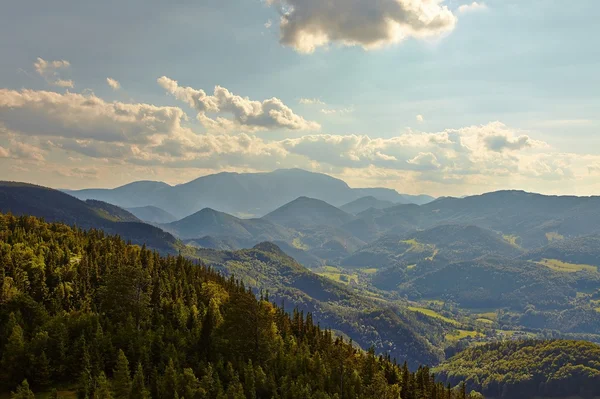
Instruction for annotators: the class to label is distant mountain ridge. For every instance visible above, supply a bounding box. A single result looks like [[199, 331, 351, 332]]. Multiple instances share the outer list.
[[65, 168, 435, 219]]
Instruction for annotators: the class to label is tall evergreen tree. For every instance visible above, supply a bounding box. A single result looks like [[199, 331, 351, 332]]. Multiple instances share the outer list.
[[112, 350, 132, 399], [10, 380, 35, 399]]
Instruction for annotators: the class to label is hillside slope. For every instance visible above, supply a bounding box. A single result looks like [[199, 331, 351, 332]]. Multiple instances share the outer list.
[[435, 340, 600, 399], [196, 242, 445, 368], [0, 182, 178, 251], [0, 213, 463, 397], [263, 196, 355, 229]]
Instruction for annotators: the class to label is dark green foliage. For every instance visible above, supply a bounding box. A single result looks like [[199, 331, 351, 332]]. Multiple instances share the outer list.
[[0, 213, 469, 398], [399, 258, 577, 310], [199, 242, 445, 368], [435, 340, 600, 399], [10, 380, 35, 399], [524, 234, 600, 266]]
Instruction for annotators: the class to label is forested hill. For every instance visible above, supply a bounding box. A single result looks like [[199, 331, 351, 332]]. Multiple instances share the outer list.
[[435, 340, 600, 399], [0, 213, 476, 398], [0, 181, 178, 252]]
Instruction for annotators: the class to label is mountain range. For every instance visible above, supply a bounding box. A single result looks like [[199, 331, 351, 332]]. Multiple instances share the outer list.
[[64, 168, 435, 219]]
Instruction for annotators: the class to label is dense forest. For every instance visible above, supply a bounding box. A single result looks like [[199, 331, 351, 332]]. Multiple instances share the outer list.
[[0, 213, 478, 398], [435, 340, 600, 399]]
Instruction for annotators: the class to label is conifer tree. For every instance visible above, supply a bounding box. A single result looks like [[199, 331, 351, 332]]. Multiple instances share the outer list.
[[95, 372, 113, 399], [10, 380, 35, 399], [130, 363, 150, 399], [113, 350, 132, 399]]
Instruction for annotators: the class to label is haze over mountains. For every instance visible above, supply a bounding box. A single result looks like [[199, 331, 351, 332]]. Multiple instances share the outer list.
[[65, 168, 435, 219]]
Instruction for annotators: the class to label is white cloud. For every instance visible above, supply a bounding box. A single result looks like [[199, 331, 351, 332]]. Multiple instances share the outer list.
[[266, 0, 457, 53], [300, 98, 326, 105], [265, 19, 273, 29], [106, 77, 121, 91], [158, 76, 320, 132], [416, 114, 424, 123], [34, 58, 74, 88], [0, 88, 187, 144], [458, 2, 487, 13]]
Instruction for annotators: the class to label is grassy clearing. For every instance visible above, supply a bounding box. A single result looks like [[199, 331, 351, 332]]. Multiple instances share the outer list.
[[360, 268, 378, 274], [408, 306, 461, 326], [476, 318, 494, 325], [318, 271, 359, 285], [535, 258, 597, 273], [545, 232, 564, 242], [477, 311, 497, 321], [445, 329, 483, 342], [502, 234, 520, 247], [292, 237, 309, 250], [406, 264, 417, 270]]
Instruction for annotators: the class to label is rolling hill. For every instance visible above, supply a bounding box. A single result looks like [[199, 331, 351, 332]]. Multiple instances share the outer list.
[[163, 207, 292, 243], [523, 234, 600, 267], [0, 181, 178, 252], [435, 340, 600, 399], [352, 190, 600, 249], [398, 257, 576, 309], [341, 224, 523, 269], [340, 195, 395, 214], [263, 196, 355, 229]]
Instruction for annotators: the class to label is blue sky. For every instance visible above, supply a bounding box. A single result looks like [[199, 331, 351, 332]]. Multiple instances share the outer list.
[[0, 0, 599, 196]]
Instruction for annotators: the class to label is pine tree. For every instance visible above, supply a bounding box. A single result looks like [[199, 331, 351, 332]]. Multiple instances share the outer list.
[[2, 324, 26, 388], [162, 358, 178, 399], [131, 363, 150, 399], [95, 372, 113, 399], [10, 380, 35, 399], [112, 350, 132, 399], [32, 350, 51, 389]]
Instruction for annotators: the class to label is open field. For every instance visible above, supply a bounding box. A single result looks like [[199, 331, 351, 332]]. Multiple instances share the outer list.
[[535, 258, 597, 273], [408, 306, 461, 326], [445, 329, 483, 342]]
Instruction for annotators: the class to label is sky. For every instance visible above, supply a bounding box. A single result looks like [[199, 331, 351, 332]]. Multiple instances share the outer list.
[[0, 0, 599, 197]]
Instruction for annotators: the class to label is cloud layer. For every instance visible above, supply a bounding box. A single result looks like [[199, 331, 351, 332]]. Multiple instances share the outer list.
[[1, 83, 598, 195], [266, 0, 457, 53]]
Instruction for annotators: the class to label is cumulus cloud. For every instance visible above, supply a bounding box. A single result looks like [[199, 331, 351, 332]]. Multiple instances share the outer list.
[[158, 76, 320, 132], [0, 88, 187, 144], [106, 77, 121, 90], [265, 19, 273, 29], [0, 146, 9, 158], [458, 2, 487, 13], [416, 114, 424, 123], [34, 58, 74, 88], [265, 0, 457, 53]]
